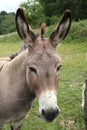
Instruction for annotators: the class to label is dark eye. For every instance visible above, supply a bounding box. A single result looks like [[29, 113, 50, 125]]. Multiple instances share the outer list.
[[29, 67, 37, 74], [57, 65, 62, 72]]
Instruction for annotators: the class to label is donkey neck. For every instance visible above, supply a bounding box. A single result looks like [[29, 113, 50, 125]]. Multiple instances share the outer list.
[[2, 50, 35, 98], [1, 49, 29, 89], [10, 49, 28, 67]]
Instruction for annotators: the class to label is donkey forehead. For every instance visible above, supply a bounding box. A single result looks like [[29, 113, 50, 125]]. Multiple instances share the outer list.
[[33, 37, 53, 49], [27, 39, 61, 66]]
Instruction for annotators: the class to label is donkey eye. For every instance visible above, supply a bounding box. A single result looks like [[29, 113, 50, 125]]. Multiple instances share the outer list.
[[57, 65, 62, 72], [29, 67, 37, 74]]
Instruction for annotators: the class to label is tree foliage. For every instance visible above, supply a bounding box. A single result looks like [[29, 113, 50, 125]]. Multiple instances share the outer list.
[[20, 0, 87, 27], [38, 0, 87, 21], [0, 12, 16, 35], [20, 0, 45, 28], [0, 0, 87, 35]]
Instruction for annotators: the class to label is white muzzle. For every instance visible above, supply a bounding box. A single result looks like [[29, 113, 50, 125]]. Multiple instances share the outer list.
[[38, 90, 60, 122]]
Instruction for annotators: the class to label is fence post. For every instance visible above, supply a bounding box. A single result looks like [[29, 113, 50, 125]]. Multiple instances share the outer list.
[[84, 79, 87, 130]]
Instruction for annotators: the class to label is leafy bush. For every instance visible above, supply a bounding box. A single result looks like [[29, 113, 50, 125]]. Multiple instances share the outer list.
[[0, 12, 16, 35], [66, 20, 87, 43]]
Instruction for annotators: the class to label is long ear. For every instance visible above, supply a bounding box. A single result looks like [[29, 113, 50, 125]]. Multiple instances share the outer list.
[[49, 10, 71, 47], [16, 8, 36, 47]]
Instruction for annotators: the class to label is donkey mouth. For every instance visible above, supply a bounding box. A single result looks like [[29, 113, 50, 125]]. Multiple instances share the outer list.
[[45, 115, 57, 122], [41, 113, 58, 122]]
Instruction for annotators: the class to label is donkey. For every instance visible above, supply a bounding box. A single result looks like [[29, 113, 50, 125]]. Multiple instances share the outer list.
[[0, 8, 71, 130]]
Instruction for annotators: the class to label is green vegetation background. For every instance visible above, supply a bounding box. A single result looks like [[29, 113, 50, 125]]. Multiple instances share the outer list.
[[0, 0, 87, 34]]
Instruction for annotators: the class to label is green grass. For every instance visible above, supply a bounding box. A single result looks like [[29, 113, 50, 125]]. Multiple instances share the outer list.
[[56, 42, 87, 130], [0, 32, 22, 57], [0, 32, 87, 130]]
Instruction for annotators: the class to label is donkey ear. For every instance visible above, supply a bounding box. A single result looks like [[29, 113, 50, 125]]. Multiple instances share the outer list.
[[16, 8, 36, 47], [49, 10, 71, 47]]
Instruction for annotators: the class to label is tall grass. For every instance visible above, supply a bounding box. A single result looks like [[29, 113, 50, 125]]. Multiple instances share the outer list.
[[0, 20, 87, 130]]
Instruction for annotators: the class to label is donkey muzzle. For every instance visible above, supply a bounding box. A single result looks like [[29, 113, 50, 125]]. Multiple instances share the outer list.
[[38, 90, 60, 122]]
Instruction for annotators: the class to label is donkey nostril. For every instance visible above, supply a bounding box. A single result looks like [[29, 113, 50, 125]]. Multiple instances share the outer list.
[[57, 109, 58, 114], [55, 107, 59, 114], [42, 109, 45, 115], [56, 108, 59, 115]]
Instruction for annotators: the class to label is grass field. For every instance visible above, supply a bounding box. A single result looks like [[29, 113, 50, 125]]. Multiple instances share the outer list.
[[0, 31, 87, 130]]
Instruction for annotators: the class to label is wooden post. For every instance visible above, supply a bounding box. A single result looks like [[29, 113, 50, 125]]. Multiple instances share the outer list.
[[84, 79, 87, 130]]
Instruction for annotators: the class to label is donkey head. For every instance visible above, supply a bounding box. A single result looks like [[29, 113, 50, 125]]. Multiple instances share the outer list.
[[16, 8, 71, 122]]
